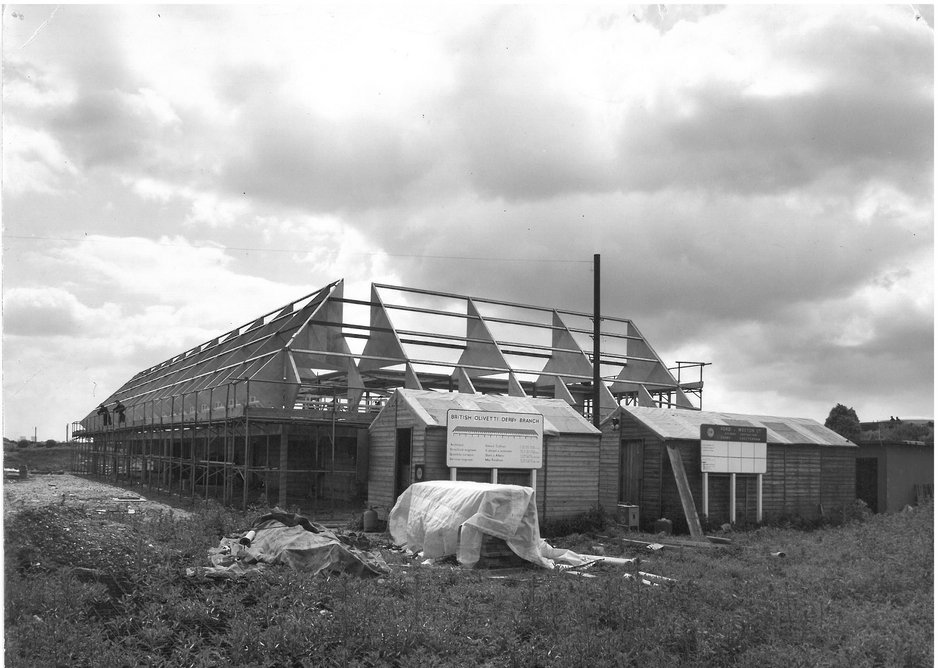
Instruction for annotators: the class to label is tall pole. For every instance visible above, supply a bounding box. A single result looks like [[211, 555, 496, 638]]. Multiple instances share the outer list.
[[593, 253, 601, 429]]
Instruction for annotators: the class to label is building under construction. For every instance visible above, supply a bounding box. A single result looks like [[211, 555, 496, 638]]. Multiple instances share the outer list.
[[73, 279, 704, 516]]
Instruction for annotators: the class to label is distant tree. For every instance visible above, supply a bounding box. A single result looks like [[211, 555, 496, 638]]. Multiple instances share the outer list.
[[16, 439, 31, 449], [43, 439, 58, 448], [825, 404, 861, 443], [892, 421, 932, 443]]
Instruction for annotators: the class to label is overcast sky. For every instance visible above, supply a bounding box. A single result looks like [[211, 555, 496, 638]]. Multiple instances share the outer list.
[[2, 4, 934, 441]]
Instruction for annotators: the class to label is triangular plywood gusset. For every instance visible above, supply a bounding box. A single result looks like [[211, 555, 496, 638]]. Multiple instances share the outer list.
[[404, 362, 423, 390], [596, 381, 618, 420], [286, 280, 345, 363], [538, 310, 610, 409], [453, 299, 515, 383], [244, 351, 299, 409], [554, 377, 576, 405], [507, 372, 526, 397], [637, 385, 657, 407], [536, 311, 593, 388], [359, 284, 408, 372], [344, 356, 366, 409], [611, 322, 693, 408], [281, 280, 365, 409], [454, 366, 476, 394]]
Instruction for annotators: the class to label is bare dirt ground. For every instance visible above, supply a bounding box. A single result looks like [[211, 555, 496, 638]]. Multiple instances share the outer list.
[[3, 473, 193, 520]]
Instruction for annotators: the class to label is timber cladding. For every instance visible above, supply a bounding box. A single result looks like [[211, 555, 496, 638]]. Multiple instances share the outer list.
[[366, 393, 427, 515], [367, 391, 602, 521], [604, 411, 858, 531]]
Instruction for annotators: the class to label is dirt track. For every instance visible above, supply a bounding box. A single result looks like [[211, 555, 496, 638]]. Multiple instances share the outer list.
[[3, 473, 193, 520]]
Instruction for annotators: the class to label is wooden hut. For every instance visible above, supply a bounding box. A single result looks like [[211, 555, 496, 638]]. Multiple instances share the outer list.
[[855, 420, 933, 512], [600, 406, 857, 531], [368, 389, 601, 523]]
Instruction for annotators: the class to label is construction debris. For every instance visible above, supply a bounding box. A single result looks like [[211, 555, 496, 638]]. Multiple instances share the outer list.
[[192, 511, 389, 579]]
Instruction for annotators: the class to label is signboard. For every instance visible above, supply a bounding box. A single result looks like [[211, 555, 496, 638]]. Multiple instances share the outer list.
[[446, 409, 543, 469], [700, 424, 767, 474]]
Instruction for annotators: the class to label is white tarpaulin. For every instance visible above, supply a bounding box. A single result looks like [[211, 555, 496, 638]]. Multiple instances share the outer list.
[[388, 481, 590, 569]]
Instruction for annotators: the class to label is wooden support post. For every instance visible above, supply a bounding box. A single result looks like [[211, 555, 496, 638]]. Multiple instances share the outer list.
[[530, 469, 537, 492], [450, 467, 457, 481], [730, 473, 737, 525], [190, 398, 197, 500], [665, 443, 705, 540], [756, 473, 763, 523], [702, 471, 709, 522], [279, 424, 288, 508], [491, 468, 498, 484], [224, 384, 231, 506], [243, 380, 251, 510], [205, 389, 212, 502]]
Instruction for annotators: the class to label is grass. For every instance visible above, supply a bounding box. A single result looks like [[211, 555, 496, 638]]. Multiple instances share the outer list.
[[4, 494, 933, 667], [2, 444, 75, 473]]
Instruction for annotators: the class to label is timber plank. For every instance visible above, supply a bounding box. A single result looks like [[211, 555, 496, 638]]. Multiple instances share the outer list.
[[665, 442, 704, 540]]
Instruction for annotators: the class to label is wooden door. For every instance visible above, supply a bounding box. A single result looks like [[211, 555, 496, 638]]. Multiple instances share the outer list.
[[619, 439, 644, 504], [855, 457, 878, 513], [395, 428, 413, 499]]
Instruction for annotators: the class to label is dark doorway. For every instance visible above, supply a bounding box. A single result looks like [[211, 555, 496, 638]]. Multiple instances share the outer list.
[[395, 428, 412, 499], [856, 457, 879, 513], [619, 439, 644, 504]]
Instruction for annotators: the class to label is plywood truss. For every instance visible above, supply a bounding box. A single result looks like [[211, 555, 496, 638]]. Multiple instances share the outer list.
[[81, 279, 703, 432]]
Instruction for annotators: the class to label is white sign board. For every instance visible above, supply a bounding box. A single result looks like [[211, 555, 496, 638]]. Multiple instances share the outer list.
[[446, 409, 543, 469], [700, 424, 767, 474]]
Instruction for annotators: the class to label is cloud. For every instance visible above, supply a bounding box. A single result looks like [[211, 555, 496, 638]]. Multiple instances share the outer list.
[[3, 287, 89, 336], [618, 83, 933, 196], [427, 5, 934, 202], [220, 104, 436, 213], [350, 183, 930, 329], [694, 254, 934, 420], [1, 124, 78, 195], [1, 5, 932, 437]]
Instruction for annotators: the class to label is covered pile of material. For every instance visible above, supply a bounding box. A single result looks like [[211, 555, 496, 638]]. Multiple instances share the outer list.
[[196, 512, 389, 579], [388, 481, 590, 569]]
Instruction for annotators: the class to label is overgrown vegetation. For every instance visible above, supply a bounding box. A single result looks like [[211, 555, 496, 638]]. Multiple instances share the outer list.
[[5, 491, 932, 667], [3, 443, 74, 473]]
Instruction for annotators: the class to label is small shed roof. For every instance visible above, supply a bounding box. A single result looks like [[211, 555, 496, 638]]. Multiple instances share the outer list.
[[391, 389, 600, 436], [620, 406, 855, 447]]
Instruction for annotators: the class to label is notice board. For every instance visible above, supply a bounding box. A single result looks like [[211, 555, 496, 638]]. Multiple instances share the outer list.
[[700, 424, 767, 474], [446, 409, 543, 469]]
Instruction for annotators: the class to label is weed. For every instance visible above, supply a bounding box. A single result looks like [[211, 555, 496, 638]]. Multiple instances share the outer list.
[[3, 501, 933, 666]]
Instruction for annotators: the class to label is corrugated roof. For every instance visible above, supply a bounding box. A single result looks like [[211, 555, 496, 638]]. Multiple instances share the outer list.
[[621, 406, 855, 446], [394, 389, 600, 436]]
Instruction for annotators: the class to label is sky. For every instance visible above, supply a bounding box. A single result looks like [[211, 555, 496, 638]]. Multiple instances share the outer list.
[[2, 4, 934, 441]]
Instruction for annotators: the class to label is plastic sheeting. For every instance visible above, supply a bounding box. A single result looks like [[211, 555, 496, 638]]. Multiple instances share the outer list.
[[196, 513, 390, 579], [388, 481, 591, 569]]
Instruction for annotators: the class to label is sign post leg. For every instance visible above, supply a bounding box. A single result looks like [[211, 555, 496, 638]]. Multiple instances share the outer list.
[[702, 471, 709, 523], [729, 473, 736, 525]]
